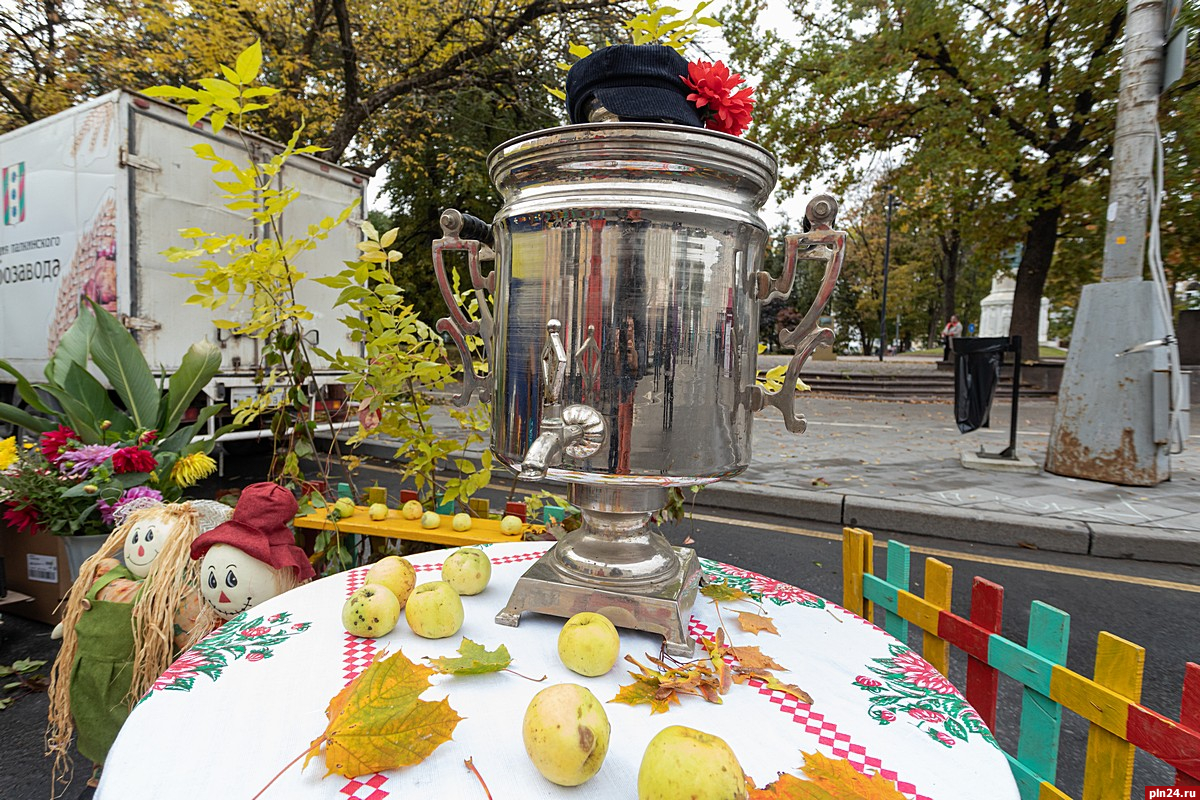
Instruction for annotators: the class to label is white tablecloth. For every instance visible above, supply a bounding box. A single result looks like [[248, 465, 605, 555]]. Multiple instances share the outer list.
[[99, 542, 1018, 799]]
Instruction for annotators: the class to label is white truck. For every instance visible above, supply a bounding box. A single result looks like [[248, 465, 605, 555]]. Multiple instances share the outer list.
[[0, 90, 366, 423]]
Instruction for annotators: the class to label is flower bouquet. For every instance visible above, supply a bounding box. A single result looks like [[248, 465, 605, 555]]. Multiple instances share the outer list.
[[0, 299, 232, 538]]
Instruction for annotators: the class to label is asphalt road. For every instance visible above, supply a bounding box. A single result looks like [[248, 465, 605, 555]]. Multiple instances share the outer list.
[[1, 465, 1196, 799]]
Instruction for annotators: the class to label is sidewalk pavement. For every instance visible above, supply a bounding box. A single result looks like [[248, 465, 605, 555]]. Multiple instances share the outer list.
[[336, 388, 1200, 568]]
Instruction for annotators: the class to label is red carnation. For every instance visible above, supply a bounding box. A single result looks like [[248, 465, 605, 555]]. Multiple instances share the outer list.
[[3, 503, 40, 535], [39, 425, 79, 464], [682, 60, 756, 136], [112, 447, 158, 474]]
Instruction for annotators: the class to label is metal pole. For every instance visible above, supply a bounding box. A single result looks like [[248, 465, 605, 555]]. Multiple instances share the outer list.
[[1101, 0, 1166, 281], [878, 192, 895, 361]]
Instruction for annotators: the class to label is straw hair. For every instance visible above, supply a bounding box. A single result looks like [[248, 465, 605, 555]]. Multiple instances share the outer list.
[[46, 502, 221, 796]]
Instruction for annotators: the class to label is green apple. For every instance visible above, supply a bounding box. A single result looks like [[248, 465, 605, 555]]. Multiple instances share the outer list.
[[499, 514, 523, 535], [441, 547, 491, 595], [557, 612, 620, 677], [368, 503, 389, 521], [364, 555, 416, 607], [341, 583, 401, 639], [523, 683, 610, 786], [451, 512, 472, 532], [404, 580, 464, 638], [637, 726, 747, 800], [401, 500, 424, 520], [420, 511, 441, 529], [333, 497, 356, 517]]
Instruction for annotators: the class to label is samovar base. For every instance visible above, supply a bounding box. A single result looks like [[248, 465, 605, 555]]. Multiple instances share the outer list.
[[495, 544, 701, 657]]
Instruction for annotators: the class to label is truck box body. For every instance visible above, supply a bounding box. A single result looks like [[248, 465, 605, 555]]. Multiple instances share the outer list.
[[0, 90, 365, 404]]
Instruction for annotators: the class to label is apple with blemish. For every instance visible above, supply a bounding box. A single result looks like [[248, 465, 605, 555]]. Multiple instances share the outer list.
[[637, 725, 747, 800], [499, 514, 523, 535], [401, 500, 424, 520], [522, 683, 610, 786], [364, 555, 416, 607], [368, 503, 388, 521], [420, 511, 441, 529], [341, 583, 401, 638], [451, 512, 472, 532], [440, 547, 491, 595], [403, 580, 464, 638]]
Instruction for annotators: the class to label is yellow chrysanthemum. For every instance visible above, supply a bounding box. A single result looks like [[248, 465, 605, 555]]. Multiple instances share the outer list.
[[171, 452, 217, 488], [0, 437, 17, 470]]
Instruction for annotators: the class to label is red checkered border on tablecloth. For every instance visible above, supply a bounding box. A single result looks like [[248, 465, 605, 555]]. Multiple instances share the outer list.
[[688, 618, 933, 800]]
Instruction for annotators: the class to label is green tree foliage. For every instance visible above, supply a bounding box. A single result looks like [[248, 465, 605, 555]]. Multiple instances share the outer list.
[[724, 0, 1196, 360]]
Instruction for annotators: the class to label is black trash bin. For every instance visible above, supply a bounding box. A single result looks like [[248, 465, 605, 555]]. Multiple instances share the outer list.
[[951, 337, 1016, 434]]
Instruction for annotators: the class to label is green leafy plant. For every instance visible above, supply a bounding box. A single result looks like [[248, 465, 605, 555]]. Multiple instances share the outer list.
[[144, 41, 359, 491], [0, 301, 231, 536], [0, 659, 47, 710]]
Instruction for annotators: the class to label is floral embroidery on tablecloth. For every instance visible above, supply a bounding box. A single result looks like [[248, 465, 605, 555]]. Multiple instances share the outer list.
[[139, 611, 312, 702], [854, 642, 998, 750], [699, 559, 826, 608]]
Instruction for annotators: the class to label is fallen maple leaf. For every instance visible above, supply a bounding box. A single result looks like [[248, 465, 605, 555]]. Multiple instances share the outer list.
[[763, 675, 813, 705], [700, 581, 754, 604], [427, 638, 511, 675], [304, 650, 462, 778], [737, 611, 779, 636], [727, 645, 786, 672], [749, 751, 906, 799], [611, 672, 679, 714]]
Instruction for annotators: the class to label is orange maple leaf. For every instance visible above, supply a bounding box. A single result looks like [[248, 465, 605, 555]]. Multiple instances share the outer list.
[[749, 752, 906, 799], [737, 611, 780, 636], [303, 650, 463, 778], [727, 645, 786, 672]]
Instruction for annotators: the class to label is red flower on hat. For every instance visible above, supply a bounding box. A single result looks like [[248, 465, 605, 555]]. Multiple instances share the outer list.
[[112, 447, 158, 474], [682, 60, 755, 136]]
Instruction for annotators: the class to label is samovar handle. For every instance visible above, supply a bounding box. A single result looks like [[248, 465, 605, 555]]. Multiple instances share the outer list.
[[432, 208, 496, 405], [748, 195, 847, 432]]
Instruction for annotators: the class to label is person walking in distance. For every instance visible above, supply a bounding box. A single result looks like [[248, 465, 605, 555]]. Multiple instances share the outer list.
[[941, 314, 963, 362]]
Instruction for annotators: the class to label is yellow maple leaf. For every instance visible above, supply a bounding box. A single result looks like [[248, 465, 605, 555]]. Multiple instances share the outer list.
[[749, 752, 907, 799], [610, 673, 679, 714], [304, 650, 462, 778], [700, 581, 754, 604], [737, 610, 780, 636]]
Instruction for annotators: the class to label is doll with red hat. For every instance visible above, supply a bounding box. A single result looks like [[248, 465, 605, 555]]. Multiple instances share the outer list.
[[190, 482, 316, 620]]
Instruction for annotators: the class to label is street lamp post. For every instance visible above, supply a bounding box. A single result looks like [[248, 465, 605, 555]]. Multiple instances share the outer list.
[[877, 191, 898, 361]]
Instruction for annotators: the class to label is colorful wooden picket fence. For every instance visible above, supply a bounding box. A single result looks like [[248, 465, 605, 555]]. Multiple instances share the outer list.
[[842, 527, 1200, 799]]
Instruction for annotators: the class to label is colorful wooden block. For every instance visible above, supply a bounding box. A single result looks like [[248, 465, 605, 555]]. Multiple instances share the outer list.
[[400, 489, 419, 504], [504, 501, 527, 522], [435, 495, 455, 514], [542, 505, 565, 524], [336, 482, 353, 500], [882, 540, 911, 641], [468, 498, 490, 518], [365, 487, 387, 506]]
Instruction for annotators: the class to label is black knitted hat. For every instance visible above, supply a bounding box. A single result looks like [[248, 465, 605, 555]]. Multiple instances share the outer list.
[[566, 45, 702, 127]]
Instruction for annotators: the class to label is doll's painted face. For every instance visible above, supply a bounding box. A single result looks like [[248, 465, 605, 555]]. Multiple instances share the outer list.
[[123, 513, 175, 578], [200, 543, 282, 620]]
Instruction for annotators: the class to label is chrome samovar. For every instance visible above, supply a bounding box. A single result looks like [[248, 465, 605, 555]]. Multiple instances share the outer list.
[[433, 123, 845, 655]]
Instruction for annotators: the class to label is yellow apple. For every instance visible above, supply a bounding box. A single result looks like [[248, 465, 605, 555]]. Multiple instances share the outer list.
[[364, 556, 416, 607], [557, 612, 620, 677], [499, 514, 523, 535], [368, 502, 388, 521], [523, 683, 610, 786], [341, 583, 401, 638], [404, 580, 464, 638], [401, 500, 424, 520], [637, 726, 747, 800], [441, 547, 491, 595], [420, 511, 441, 529], [451, 512, 472, 531]]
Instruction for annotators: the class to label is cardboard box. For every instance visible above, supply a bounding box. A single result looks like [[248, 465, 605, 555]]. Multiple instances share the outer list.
[[0, 523, 74, 624]]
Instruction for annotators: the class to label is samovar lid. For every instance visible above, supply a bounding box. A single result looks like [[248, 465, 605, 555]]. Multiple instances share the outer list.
[[487, 123, 778, 209]]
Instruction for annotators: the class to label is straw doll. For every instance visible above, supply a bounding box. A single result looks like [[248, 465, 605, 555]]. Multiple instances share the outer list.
[[46, 500, 230, 792]]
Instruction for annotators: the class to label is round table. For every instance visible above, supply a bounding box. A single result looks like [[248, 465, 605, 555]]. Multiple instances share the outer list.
[[98, 542, 1019, 799]]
